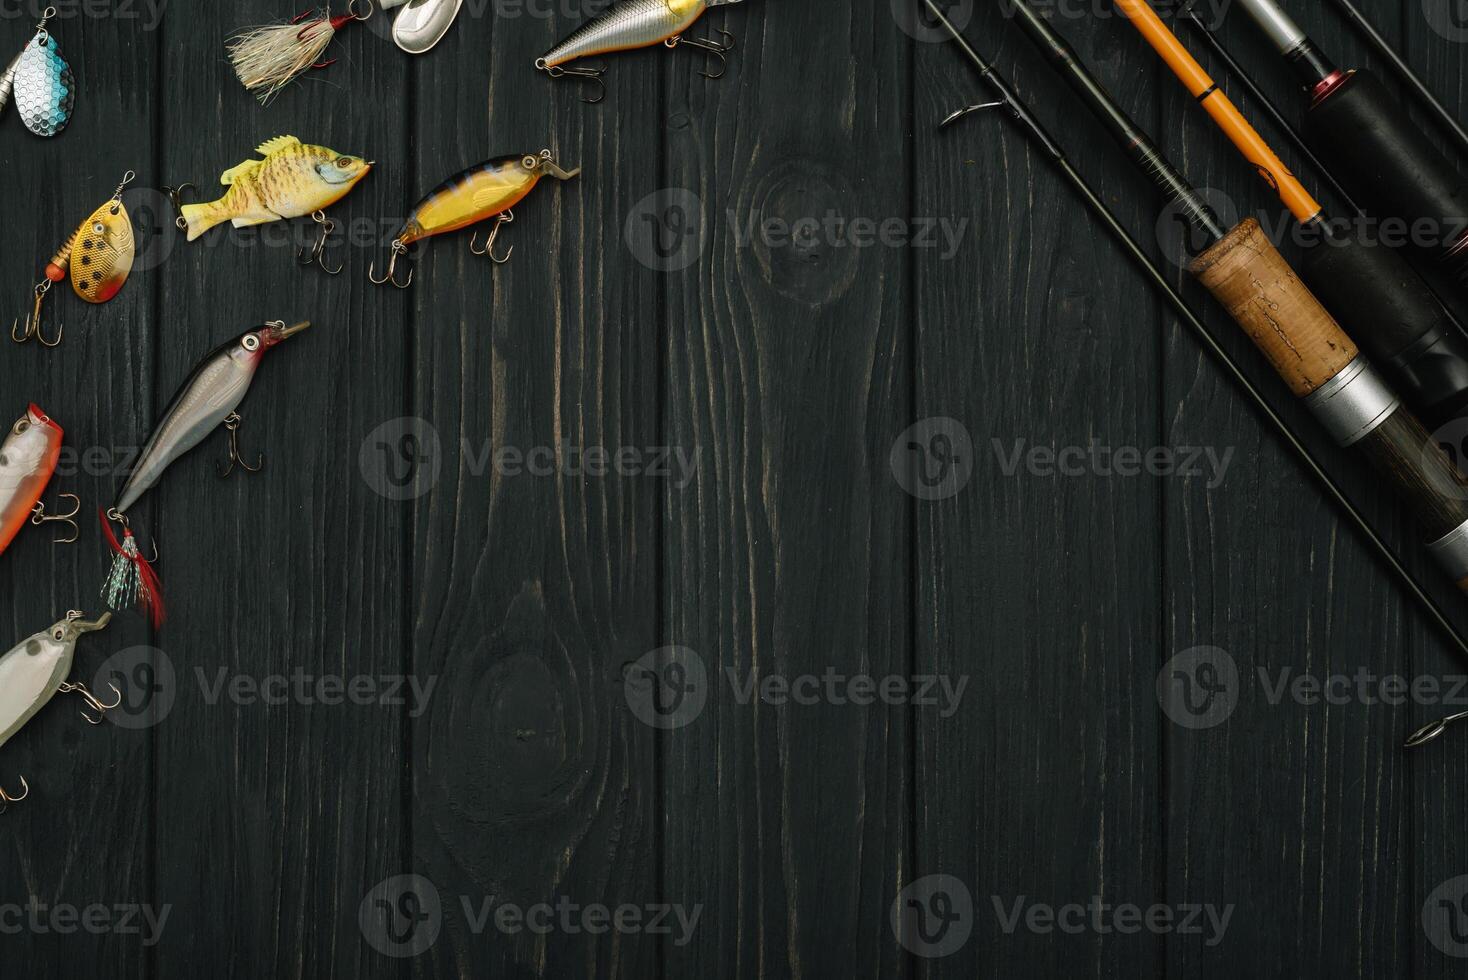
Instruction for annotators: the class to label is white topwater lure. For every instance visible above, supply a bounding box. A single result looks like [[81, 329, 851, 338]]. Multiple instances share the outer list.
[[0, 6, 75, 138], [0, 611, 116, 812]]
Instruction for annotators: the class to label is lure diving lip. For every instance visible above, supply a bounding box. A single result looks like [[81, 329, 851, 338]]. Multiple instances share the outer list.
[[101, 320, 312, 627], [369, 150, 580, 288], [0, 6, 75, 138], [536, 0, 745, 103], [0, 610, 116, 813]]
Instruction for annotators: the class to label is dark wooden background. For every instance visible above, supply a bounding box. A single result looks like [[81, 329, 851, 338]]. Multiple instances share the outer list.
[[4, 0, 1468, 975]]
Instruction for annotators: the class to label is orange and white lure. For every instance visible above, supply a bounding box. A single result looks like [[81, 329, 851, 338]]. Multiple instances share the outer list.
[[536, 0, 746, 103], [0, 405, 76, 557], [12, 170, 135, 349]]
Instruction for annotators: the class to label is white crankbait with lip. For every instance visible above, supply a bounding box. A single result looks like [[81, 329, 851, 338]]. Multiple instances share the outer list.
[[0, 611, 116, 811]]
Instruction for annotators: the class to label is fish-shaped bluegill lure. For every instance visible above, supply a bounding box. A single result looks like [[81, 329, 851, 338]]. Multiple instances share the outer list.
[[179, 136, 372, 242]]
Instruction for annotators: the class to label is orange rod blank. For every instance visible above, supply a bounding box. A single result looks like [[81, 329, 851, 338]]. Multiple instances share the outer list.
[[1112, 0, 1324, 224]]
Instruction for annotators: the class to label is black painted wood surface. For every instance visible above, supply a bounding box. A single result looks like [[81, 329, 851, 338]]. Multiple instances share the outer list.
[[1, 0, 1468, 976]]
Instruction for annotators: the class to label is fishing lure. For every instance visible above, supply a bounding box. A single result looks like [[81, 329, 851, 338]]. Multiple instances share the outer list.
[[537, 0, 744, 103], [101, 320, 312, 626], [0, 405, 78, 557], [13, 171, 136, 348], [227, 1, 374, 105], [0, 6, 75, 137], [382, 0, 463, 54], [168, 136, 372, 275], [0, 611, 116, 812], [369, 150, 580, 288]]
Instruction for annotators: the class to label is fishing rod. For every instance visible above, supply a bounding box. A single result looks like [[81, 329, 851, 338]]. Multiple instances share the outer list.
[[1223, 0, 1468, 293], [1174, 3, 1359, 215], [1110, 0, 1468, 432], [1325, 0, 1468, 161], [918, 0, 1468, 743]]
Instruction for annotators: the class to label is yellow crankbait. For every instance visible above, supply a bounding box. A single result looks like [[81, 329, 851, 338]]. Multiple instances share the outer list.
[[12, 170, 135, 349], [369, 149, 580, 288]]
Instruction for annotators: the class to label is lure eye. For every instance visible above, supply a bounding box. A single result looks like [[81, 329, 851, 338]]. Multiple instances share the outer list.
[[52, 629, 64, 641], [93, 222, 105, 233], [336, 157, 352, 168], [13, 420, 29, 434], [522, 155, 539, 170], [242, 334, 261, 352]]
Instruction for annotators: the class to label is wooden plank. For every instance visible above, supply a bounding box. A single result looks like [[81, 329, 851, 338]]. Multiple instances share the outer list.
[[404, 8, 661, 977], [1158, 2, 1418, 976], [0, 5, 156, 976], [659, 3, 910, 977], [147, 3, 409, 977], [912, 6, 1166, 975], [1400, 2, 1468, 977]]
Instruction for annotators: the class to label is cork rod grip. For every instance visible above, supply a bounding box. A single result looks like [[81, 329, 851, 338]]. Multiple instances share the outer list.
[[1187, 219, 1356, 396]]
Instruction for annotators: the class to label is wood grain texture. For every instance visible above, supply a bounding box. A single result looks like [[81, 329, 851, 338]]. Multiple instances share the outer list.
[[149, 3, 409, 978], [914, 5, 1167, 975], [4, 0, 1468, 976], [660, 2, 910, 977], [1159, 2, 1424, 976], [406, 6, 660, 977], [0, 6, 156, 978]]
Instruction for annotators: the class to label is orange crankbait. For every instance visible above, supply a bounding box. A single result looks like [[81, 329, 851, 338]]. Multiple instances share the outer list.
[[369, 150, 580, 288], [12, 170, 136, 349]]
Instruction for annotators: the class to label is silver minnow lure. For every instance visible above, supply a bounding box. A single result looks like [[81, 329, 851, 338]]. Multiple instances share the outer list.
[[536, 0, 744, 100], [0, 611, 112, 808], [114, 321, 310, 516], [0, 8, 75, 138]]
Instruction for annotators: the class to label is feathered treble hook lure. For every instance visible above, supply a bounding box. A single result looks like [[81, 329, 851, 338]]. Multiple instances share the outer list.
[[227, 1, 375, 105]]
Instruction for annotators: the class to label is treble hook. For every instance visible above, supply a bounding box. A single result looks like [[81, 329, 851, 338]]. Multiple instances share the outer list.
[[297, 211, 344, 275], [12, 279, 60, 348], [56, 680, 123, 726], [468, 210, 516, 264], [217, 412, 264, 478], [666, 29, 736, 79], [368, 240, 414, 288], [30, 492, 80, 544], [0, 775, 29, 813], [537, 60, 608, 105], [163, 182, 196, 232]]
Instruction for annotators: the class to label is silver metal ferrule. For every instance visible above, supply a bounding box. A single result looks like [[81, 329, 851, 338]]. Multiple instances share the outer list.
[[1235, 0, 1308, 54], [1302, 357, 1400, 446], [1428, 519, 1468, 581]]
